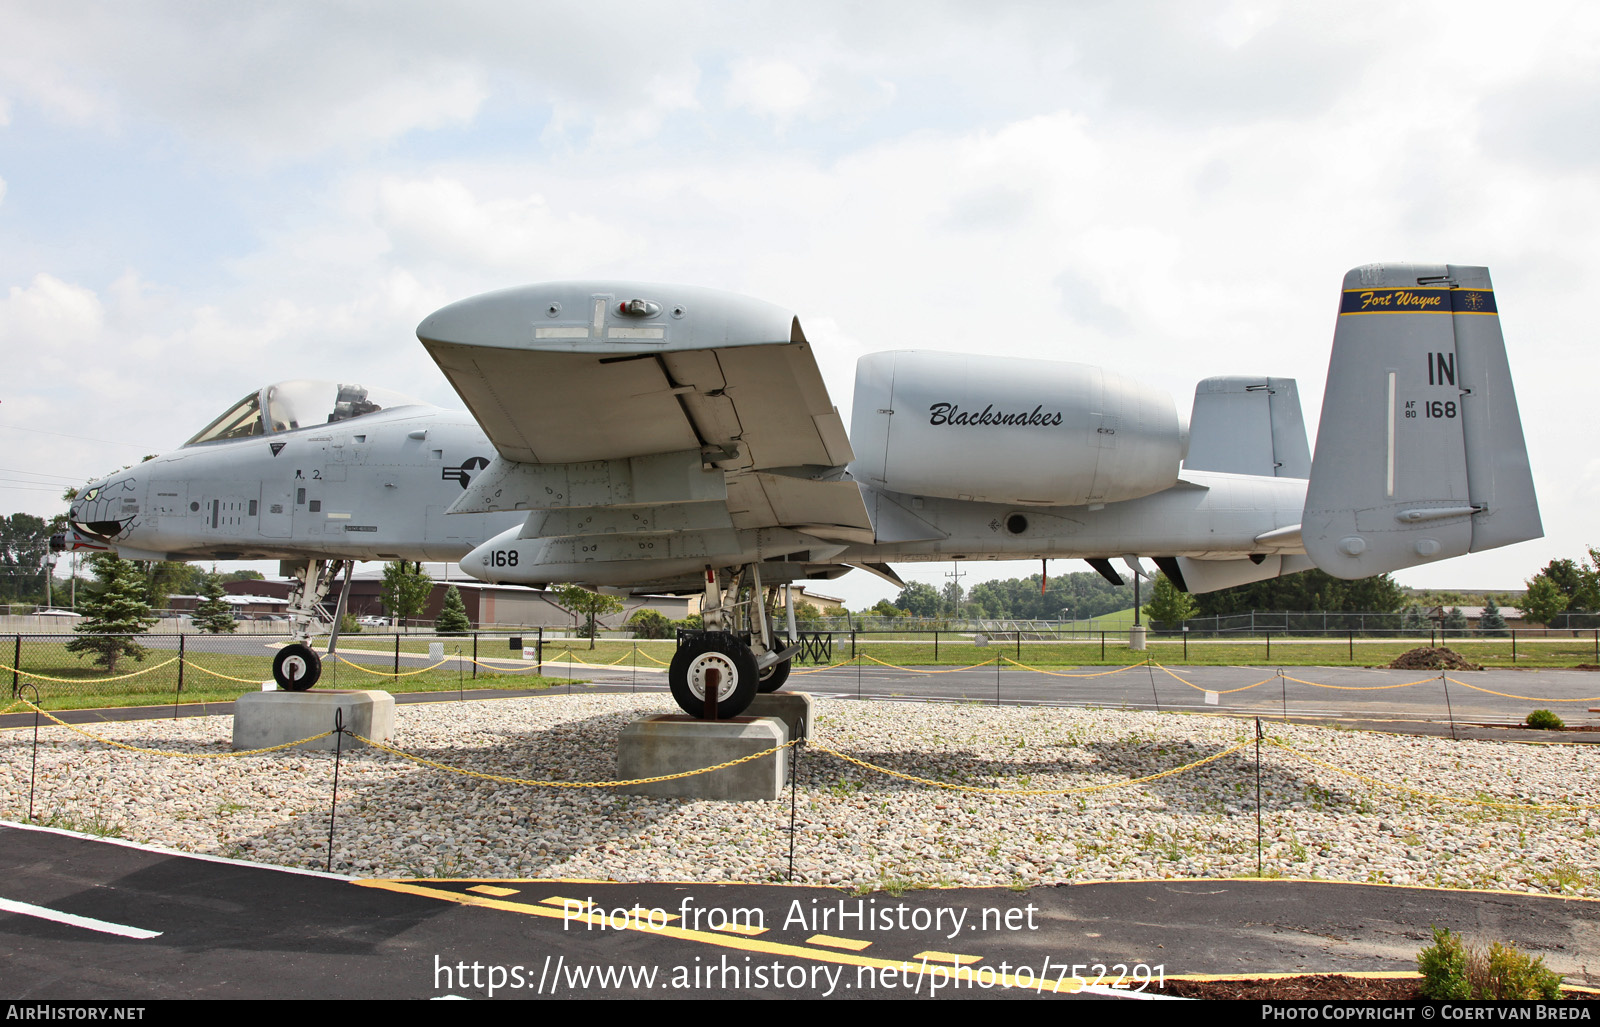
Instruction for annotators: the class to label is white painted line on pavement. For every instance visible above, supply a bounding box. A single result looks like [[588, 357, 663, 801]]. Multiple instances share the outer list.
[[0, 896, 161, 939]]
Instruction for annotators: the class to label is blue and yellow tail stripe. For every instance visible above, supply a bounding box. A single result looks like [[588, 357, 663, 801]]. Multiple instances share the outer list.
[[1339, 287, 1496, 315]]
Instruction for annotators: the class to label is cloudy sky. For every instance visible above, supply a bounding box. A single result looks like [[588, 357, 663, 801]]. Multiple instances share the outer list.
[[3, 1, 1596, 606]]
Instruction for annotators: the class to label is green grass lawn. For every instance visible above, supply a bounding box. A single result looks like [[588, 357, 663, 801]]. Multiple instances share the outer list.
[[2, 638, 570, 712]]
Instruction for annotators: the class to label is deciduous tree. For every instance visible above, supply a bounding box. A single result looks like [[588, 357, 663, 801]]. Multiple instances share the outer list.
[[554, 584, 624, 649]]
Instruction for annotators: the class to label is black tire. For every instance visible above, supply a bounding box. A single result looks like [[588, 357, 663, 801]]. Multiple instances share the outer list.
[[756, 658, 791, 693], [668, 637, 757, 718], [273, 643, 321, 691]]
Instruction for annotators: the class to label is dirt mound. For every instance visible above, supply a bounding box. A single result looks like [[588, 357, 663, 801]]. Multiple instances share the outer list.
[[1388, 646, 1482, 671]]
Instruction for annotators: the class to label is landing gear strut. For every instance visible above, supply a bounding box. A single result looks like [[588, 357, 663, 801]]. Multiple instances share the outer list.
[[667, 565, 798, 718], [271, 558, 353, 691]]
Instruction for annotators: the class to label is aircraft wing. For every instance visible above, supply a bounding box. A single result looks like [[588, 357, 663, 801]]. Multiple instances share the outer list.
[[417, 282, 875, 549]]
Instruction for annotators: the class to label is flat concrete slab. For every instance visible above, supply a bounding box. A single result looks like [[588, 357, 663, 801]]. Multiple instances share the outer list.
[[232, 689, 395, 752], [746, 690, 813, 738], [616, 714, 790, 800]]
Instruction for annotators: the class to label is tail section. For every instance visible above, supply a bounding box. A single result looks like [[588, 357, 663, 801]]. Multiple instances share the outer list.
[[1302, 263, 1541, 579]]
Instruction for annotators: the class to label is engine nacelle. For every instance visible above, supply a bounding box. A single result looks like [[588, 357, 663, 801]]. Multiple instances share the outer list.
[[848, 351, 1184, 507]]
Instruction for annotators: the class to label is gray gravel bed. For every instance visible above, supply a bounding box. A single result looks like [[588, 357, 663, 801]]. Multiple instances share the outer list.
[[2, 694, 1596, 895]]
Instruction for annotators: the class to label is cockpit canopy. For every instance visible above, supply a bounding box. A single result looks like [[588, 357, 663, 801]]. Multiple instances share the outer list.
[[184, 380, 427, 446]]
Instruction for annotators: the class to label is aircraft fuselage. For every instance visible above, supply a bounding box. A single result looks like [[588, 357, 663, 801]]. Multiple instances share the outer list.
[[69, 405, 519, 563]]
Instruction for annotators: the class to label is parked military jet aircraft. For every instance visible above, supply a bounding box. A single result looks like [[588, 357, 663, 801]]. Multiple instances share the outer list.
[[65, 263, 1540, 717]]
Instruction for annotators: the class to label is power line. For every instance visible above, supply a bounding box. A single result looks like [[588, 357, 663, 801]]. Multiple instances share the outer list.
[[0, 422, 160, 450]]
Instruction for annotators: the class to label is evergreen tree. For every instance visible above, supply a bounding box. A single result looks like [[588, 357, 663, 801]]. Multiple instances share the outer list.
[[435, 584, 471, 634], [1401, 604, 1428, 633], [66, 554, 157, 672], [1478, 596, 1509, 636], [1442, 606, 1469, 637], [192, 576, 237, 633]]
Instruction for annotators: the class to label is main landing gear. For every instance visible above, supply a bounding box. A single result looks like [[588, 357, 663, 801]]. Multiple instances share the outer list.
[[271, 558, 354, 692], [667, 565, 798, 719]]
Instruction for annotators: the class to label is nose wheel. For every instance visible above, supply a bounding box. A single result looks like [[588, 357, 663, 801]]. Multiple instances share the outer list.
[[757, 657, 791, 693], [272, 643, 322, 691], [668, 634, 757, 719]]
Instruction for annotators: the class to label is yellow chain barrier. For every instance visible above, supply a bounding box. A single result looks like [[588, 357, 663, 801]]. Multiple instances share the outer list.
[[1003, 657, 1151, 678], [335, 655, 454, 677], [0, 658, 179, 684], [1265, 739, 1600, 812], [180, 660, 270, 684], [1154, 663, 1277, 694], [348, 732, 800, 788], [9, 699, 334, 757], [809, 739, 1254, 796], [460, 658, 550, 674], [1443, 676, 1600, 704], [861, 653, 998, 674], [1283, 673, 1444, 692], [791, 655, 862, 674]]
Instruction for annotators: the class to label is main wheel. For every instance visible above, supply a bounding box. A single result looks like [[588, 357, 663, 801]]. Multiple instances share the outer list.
[[668, 637, 757, 718], [273, 643, 322, 691], [756, 658, 791, 693]]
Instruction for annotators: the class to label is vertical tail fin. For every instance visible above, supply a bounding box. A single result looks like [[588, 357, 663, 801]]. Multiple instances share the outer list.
[[1303, 263, 1541, 579]]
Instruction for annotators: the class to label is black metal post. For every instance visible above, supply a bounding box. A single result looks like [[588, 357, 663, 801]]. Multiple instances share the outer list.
[[1255, 717, 1263, 877], [24, 684, 40, 822], [537, 627, 543, 675], [933, 630, 938, 662], [787, 719, 803, 882], [327, 707, 345, 873], [1441, 670, 1457, 741], [472, 632, 479, 680], [12, 635, 19, 700], [173, 633, 185, 719], [393, 634, 400, 677]]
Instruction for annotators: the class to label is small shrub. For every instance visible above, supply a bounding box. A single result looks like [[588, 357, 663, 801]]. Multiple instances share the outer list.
[[1418, 927, 1564, 1000], [1478, 941, 1563, 1000], [1526, 709, 1564, 730], [1418, 927, 1471, 1000]]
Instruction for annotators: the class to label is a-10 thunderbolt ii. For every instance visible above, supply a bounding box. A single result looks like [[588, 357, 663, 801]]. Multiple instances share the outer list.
[[64, 263, 1540, 718]]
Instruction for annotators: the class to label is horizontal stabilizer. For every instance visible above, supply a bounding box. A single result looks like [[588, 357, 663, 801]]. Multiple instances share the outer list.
[[1303, 263, 1541, 578]]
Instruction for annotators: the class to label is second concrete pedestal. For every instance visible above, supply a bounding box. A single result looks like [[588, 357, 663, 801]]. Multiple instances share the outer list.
[[617, 714, 793, 800], [233, 690, 395, 752]]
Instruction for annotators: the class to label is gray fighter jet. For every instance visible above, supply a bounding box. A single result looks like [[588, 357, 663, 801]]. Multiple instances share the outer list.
[[65, 263, 1540, 716]]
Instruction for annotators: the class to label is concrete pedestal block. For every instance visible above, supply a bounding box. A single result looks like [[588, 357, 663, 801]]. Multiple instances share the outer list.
[[1128, 625, 1148, 651], [233, 690, 395, 752], [617, 716, 789, 800], [745, 691, 813, 739]]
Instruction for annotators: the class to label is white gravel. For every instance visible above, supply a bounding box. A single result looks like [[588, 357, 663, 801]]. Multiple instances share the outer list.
[[3, 693, 1597, 895]]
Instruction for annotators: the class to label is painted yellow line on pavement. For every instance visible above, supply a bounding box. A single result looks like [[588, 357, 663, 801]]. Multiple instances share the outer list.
[[807, 934, 871, 951], [357, 880, 1088, 994], [713, 923, 768, 937], [915, 950, 981, 964], [468, 885, 520, 897]]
